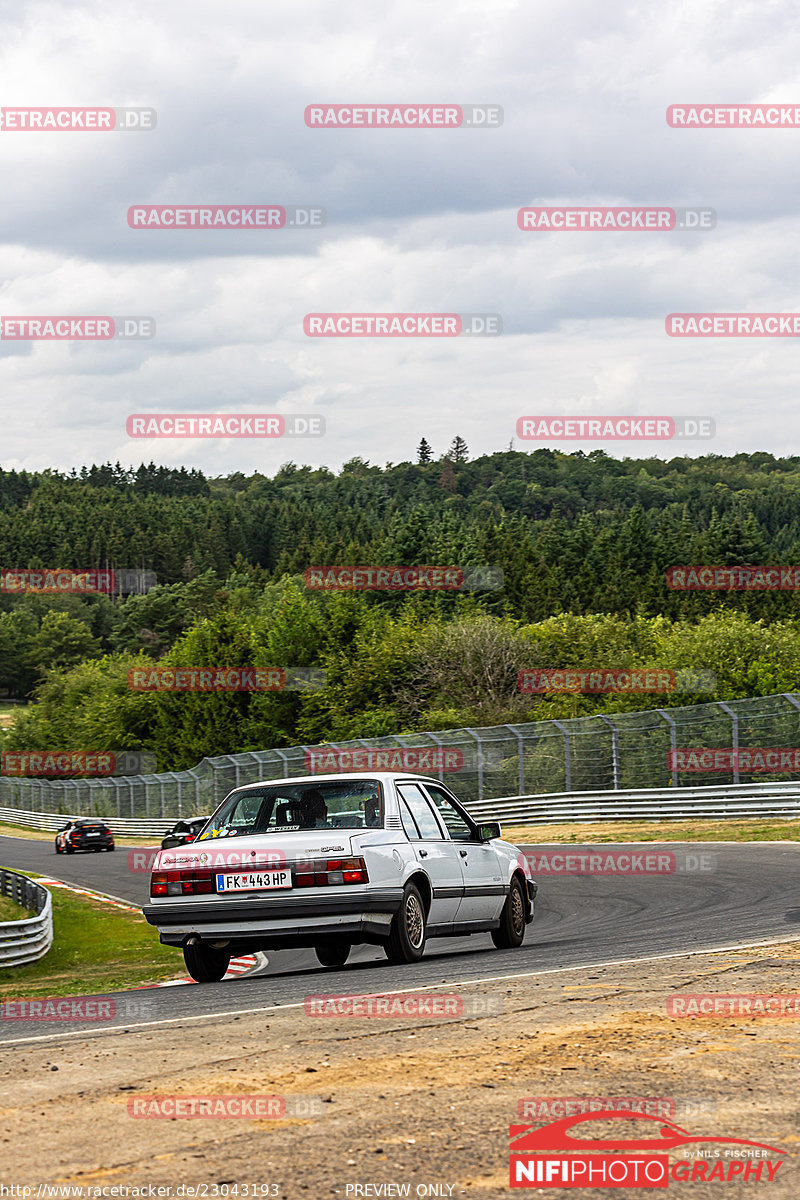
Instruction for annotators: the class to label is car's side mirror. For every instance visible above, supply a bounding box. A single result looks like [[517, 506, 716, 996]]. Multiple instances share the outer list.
[[477, 821, 501, 842]]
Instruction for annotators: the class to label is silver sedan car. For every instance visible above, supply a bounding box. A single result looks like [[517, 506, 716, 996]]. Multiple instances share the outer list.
[[143, 772, 537, 982]]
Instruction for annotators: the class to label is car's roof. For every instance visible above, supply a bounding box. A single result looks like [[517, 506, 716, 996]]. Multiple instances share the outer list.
[[229, 772, 446, 793]]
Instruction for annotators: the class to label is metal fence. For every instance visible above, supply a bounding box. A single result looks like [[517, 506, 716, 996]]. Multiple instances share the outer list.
[[2, 692, 800, 821], [0, 869, 53, 966]]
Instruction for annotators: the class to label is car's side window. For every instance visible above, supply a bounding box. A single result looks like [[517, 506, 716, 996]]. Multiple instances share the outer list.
[[422, 785, 475, 842], [398, 797, 421, 840], [396, 783, 444, 840]]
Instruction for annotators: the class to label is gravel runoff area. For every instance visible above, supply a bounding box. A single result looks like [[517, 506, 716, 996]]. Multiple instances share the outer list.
[[1, 938, 799, 1198]]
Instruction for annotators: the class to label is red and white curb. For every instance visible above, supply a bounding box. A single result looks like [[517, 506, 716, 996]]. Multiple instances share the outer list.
[[146, 954, 263, 987], [35, 877, 266, 985]]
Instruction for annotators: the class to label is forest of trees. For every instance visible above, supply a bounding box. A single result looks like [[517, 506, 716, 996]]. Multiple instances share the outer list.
[[1, 448, 800, 770]]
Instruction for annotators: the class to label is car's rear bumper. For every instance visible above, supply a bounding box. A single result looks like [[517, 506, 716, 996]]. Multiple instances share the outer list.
[[143, 888, 403, 949]]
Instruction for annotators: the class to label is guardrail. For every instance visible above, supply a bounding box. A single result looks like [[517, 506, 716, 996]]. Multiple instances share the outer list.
[[0, 808, 173, 838], [0, 868, 53, 966], [3, 780, 800, 838], [465, 779, 800, 825]]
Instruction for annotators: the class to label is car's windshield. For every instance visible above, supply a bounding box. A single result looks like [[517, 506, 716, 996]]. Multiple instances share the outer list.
[[198, 780, 384, 838]]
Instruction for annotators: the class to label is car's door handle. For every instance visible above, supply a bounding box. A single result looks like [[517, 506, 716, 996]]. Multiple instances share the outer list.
[[418, 849, 428, 857], [459, 849, 468, 857]]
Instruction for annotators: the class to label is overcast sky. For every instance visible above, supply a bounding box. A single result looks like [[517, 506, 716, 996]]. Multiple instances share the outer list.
[[0, 0, 798, 476]]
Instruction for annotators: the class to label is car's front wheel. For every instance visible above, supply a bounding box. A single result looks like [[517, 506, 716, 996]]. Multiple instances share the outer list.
[[314, 939, 351, 968], [384, 883, 427, 964], [183, 942, 231, 983], [491, 876, 526, 949]]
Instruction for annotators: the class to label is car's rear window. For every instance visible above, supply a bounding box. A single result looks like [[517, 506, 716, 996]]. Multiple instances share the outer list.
[[198, 780, 384, 839]]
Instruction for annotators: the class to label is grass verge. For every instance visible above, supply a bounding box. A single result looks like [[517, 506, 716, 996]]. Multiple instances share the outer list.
[[0, 894, 33, 921], [502, 817, 800, 843], [0, 872, 183, 996]]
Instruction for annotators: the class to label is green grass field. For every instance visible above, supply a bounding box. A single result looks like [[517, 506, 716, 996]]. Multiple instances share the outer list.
[[0, 874, 183, 997], [502, 817, 800, 843]]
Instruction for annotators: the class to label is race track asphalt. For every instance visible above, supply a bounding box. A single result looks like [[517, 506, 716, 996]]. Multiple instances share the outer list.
[[1, 834, 798, 1044]]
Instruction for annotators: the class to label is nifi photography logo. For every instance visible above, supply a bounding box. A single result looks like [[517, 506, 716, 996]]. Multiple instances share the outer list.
[[508, 1110, 785, 1188]]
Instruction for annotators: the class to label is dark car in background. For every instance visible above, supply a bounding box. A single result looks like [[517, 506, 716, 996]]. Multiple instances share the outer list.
[[161, 816, 210, 850], [55, 818, 115, 854]]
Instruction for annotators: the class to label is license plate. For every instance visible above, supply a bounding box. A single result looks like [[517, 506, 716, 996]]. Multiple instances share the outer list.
[[87, 833, 101, 837], [216, 870, 292, 893]]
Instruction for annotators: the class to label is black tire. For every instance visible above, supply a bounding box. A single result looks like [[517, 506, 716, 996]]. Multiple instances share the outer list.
[[65, 844, 75, 854], [384, 882, 427, 964], [55, 842, 62, 854], [491, 876, 527, 949], [314, 940, 351, 968], [183, 942, 231, 983], [106, 845, 115, 852]]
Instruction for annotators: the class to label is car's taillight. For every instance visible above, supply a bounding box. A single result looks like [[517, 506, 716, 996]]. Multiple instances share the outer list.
[[150, 869, 215, 898], [293, 857, 368, 887]]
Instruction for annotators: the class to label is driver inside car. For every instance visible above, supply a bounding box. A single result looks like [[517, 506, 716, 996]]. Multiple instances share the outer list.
[[300, 788, 328, 828], [364, 796, 381, 826]]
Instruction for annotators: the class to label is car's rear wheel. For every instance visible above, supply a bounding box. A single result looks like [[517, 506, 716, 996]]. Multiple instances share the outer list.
[[65, 844, 75, 854], [491, 876, 526, 949], [183, 942, 231, 983], [106, 845, 115, 852], [314, 939, 351, 968], [55, 842, 62, 854], [384, 883, 426, 964]]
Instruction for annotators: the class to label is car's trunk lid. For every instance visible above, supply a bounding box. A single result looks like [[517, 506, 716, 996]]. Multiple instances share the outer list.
[[156, 829, 357, 871]]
